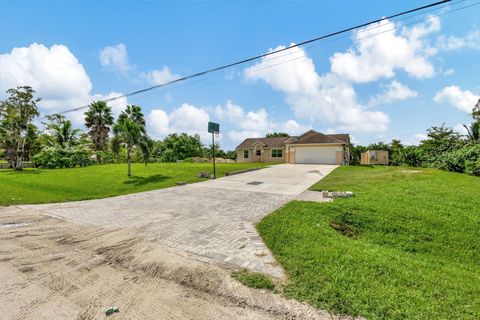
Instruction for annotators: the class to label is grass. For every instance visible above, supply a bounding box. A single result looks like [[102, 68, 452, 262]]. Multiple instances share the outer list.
[[232, 269, 276, 291], [0, 162, 271, 205], [257, 166, 480, 320]]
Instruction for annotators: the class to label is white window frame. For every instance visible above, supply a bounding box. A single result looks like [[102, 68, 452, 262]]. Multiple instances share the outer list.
[[243, 149, 249, 159]]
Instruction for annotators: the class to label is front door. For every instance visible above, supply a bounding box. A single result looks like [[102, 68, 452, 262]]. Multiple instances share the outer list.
[[254, 148, 262, 162]]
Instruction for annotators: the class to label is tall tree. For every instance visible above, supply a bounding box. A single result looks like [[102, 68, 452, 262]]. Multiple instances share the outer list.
[[463, 122, 480, 143], [472, 99, 480, 121], [0, 86, 40, 170], [159, 133, 204, 162], [266, 132, 290, 137], [112, 105, 150, 177], [41, 114, 80, 148], [84, 101, 114, 163]]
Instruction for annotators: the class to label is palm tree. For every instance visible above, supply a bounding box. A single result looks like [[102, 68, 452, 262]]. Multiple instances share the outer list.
[[463, 121, 480, 143], [45, 119, 80, 148], [112, 105, 150, 177], [84, 101, 114, 163]]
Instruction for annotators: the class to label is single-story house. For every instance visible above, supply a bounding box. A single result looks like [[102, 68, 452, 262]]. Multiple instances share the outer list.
[[361, 150, 389, 165], [236, 130, 350, 165]]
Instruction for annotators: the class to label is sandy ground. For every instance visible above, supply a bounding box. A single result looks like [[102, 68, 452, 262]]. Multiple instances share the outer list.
[[0, 206, 351, 320]]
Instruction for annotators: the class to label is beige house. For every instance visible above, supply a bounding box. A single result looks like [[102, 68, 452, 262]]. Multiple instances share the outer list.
[[236, 130, 350, 165], [360, 150, 389, 165]]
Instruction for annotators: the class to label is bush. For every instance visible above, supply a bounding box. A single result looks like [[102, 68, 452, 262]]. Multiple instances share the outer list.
[[395, 146, 424, 167], [437, 144, 480, 175], [96, 150, 116, 164], [32, 146, 94, 169]]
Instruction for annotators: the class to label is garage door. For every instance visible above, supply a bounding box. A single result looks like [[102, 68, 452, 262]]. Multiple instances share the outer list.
[[295, 146, 339, 164]]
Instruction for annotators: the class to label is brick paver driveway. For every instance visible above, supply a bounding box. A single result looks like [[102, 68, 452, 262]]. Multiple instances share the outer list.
[[20, 164, 337, 277]]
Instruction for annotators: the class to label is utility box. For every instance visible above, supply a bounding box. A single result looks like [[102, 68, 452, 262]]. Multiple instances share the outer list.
[[361, 150, 389, 165]]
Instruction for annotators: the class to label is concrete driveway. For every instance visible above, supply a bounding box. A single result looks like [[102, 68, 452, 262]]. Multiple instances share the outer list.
[[20, 164, 337, 277]]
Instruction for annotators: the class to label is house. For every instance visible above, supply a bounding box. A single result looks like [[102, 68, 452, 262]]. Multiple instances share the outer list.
[[360, 150, 389, 165], [236, 130, 350, 165]]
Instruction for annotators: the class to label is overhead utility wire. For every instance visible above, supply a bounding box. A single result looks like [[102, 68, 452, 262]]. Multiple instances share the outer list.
[[127, 0, 472, 102], [59, 0, 452, 114]]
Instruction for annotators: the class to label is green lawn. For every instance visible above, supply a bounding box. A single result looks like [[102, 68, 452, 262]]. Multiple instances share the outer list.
[[0, 162, 270, 205], [257, 166, 480, 320]]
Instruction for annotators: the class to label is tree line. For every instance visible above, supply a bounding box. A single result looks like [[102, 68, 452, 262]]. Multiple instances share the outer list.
[[1, 86, 479, 176], [350, 101, 480, 176], [0, 86, 235, 176]]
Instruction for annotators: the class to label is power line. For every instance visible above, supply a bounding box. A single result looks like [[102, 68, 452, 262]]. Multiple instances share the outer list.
[[59, 0, 453, 115]]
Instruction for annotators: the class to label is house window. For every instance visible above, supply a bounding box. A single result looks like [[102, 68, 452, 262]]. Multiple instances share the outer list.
[[256, 149, 261, 156], [271, 149, 283, 158], [243, 149, 249, 159]]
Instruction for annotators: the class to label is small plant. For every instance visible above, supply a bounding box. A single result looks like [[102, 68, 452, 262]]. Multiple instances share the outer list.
[[231, 269, 275, 291]]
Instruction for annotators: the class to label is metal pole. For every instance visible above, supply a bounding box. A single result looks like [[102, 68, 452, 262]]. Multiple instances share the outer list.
[[212, 132, 216, 179]]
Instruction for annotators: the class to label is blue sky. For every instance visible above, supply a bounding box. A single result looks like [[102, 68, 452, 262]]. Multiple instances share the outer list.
[[1, 0, 479, 149]]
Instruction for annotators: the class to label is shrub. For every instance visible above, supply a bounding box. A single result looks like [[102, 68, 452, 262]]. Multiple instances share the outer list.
[[395, 146, 424, 167], [436, 144, 480, 175], [96, 150, 116, 164], [32, 146, 94, 169]]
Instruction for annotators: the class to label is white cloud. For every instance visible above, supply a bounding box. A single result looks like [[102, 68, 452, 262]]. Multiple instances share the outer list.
[[443, 68, 455, 76], [330, 17, 440, 83], [147, 103, 210, 141], [434, 85, 479, 113], [453, 123, 468, 136], [228, 130, 264, 142], [281, 119, 310, 135], [215, 101, 275, 141], [0, 43, 132, 129], [368, 81, 418, 107], [414, 133, 428, 143], [0, 43, 92, 110], [244, 44, 319, 94], [437, 29, 480, 51], [244, 45, 389, 132], [214, 100, 309, 142], [99, 43, 132, 75], [141, 66, 180, 85]]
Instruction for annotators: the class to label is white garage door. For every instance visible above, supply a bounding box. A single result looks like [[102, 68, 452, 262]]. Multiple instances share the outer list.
[[295, 146, 339, 164]]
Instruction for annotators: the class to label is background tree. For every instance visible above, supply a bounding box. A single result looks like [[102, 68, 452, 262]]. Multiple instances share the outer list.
[[0, 86, 40, 170], [472, 99, 480, 121], [112, 105, 150, 176], [42, 118, 80, 148], [84, 101, 114, 163], [266, 132, 289, 137], [159, 133, 203, 162], [463, 122, 480, 143]]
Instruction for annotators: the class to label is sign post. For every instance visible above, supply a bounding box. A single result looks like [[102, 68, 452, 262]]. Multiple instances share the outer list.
[[208, 122, 220, 179]]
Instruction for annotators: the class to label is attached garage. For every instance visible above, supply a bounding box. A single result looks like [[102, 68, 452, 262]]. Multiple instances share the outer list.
[[293, 146, 342, 164]]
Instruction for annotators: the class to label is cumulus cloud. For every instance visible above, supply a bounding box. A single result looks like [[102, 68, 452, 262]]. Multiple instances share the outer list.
[[437, 29, 480, 51], [244, 45, 389, 132], [99, 43, 132, 75], [0, 43, 92, 110], [434, 85, 479, 113], [414, 133, 428, 143], [453, 123, 468, 136], [214, 100, 308, 142], [368, 81, 418, 107], [330, 17, 440, 82], [0, 43, 131, 128], [99, 43, 180, 86], [141, 66, 180, 85], [147, 103, 210, 141]]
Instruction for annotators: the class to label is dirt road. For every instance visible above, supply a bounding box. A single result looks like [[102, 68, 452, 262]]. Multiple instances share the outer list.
[[0, 206, 347, 320]]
